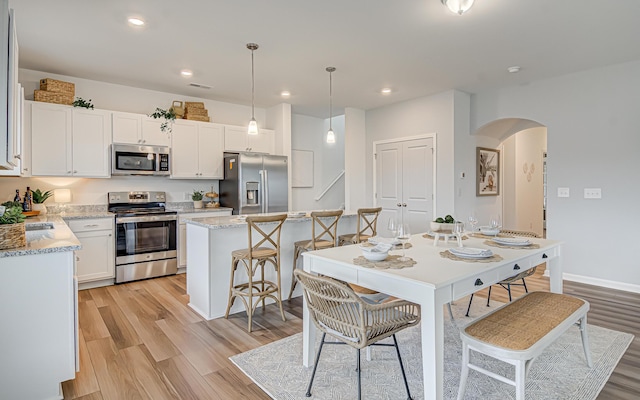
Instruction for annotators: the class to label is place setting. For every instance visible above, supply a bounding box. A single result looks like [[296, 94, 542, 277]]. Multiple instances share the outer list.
[[433, 217, 504, 262], [484, 235, 540, 249], [353, 221, 416, 269]]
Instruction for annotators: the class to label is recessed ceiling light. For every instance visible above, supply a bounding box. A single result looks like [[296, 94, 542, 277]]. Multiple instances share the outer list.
[[381, 88, 392, 94], [281, 91, 290, 97], [127, 17, 145, 26], [507, 66, 521, 73], [180, 70, 193, 77]]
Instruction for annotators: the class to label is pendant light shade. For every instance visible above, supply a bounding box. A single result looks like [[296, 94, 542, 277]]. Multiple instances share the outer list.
[[326, 66, 336, 144], [247, 43, 259, 135], [441, 0, 475, 15]]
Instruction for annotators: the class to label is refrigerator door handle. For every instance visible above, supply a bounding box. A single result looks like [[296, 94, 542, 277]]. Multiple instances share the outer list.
[[263, 169, 269, 214]]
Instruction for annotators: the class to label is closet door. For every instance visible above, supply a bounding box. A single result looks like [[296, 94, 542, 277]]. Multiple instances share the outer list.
[[375, 137, 434, 235]]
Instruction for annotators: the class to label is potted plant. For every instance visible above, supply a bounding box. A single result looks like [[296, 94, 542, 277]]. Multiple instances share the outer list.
[[32, 189, 53, 215], [192, 190, 204, 209], [0, 205, 27, 250], [149, 107, 177, 133]]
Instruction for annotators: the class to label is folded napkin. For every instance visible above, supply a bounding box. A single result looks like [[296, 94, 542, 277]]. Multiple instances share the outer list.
[[368, 236, 400, 245], [360, 243, 393, 253], [449, 247, 493, 257], [492, 237, 531, 245]]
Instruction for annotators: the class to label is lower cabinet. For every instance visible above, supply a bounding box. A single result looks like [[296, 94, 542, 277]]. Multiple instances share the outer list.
[[67, 218, 115, 285], [178, 210, 232, 270]]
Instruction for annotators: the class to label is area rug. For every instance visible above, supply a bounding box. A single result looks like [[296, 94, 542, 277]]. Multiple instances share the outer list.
[[230, 298, 633, 399]]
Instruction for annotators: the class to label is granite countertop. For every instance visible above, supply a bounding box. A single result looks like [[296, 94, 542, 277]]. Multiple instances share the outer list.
[[0, 216, 82, 258], [58, 212, 114, 220], [172, 207, 233, 215], [185, 211, 356, 230]]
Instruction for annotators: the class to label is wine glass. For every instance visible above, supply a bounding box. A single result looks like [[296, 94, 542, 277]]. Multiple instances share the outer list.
[[387, 217, 398, 238], [468, 214, 478, 232], [396, 223, 411, 261], [490, 215, 502, 229], [453, 221, 465, 247]]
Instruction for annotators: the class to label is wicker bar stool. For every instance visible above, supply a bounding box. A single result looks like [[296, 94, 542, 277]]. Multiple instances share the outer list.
[[224, 213, 288, 332], [465, 230, 542, 317], [295, 269, 420, 400], [287, 210, 343, 301], [338, 207, 382, 246]]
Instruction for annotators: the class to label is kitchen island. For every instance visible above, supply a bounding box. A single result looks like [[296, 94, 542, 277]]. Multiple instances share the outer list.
[[184, 212, 357, 320], [0, 217, 81, 400]]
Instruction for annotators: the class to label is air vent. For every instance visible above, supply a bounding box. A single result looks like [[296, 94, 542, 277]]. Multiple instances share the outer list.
[[189, 82, 211, 89]]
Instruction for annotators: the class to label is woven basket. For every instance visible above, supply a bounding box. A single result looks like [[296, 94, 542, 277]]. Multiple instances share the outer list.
[[0, 222, 26, 250], [34, 90, 74, 105], [39, 78, 75, 95], [184, 114, 210, 122], [184, 101, 205, 109], [184, 107, 208, 116]]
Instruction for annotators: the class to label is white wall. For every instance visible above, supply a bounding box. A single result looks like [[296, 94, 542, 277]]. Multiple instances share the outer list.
[[472, 59, 640, 291], [344, 107, 366, 211], [365, 90, 458, 217], [290, 114, 344, 211]]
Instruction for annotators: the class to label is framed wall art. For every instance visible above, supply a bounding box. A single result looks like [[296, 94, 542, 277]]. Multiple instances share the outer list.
[[476, 147, 500, 196]]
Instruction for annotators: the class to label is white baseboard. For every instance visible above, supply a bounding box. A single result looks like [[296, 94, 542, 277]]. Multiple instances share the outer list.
[[544, 270, 640, 294]]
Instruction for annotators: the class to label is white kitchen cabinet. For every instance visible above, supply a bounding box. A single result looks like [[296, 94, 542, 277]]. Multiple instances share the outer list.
[[177, 210, 232, 270], [31, 102, 111, 177], [112, 112, 170, 146], [224, 125, 275, 154], [68, 218, 115, 285], [171, 120, 224, 179]]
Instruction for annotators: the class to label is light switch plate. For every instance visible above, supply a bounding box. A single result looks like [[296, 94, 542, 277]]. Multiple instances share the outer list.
[[584, 188, 602, 199], [557, 187, 570, 198]]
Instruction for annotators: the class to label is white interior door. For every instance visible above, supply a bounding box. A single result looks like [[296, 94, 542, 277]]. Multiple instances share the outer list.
[[375, 137, 434, 236]]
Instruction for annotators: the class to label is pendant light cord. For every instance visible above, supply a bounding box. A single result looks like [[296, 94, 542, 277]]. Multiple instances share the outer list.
[[251, 48, 255, 119], [329, 69, 332, 130]]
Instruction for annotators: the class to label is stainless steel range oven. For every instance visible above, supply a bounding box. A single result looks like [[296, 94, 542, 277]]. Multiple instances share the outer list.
[[108, 191, 177, 283]]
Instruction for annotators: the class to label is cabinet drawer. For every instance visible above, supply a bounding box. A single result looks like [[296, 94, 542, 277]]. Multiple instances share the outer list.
[[452, 269, 499, 299], [497, 259, 532, 281], [67, 218, 113, 232]]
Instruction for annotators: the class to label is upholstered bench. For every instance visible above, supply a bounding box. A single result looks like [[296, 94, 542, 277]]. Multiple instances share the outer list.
[[457, 291, 592, 400]]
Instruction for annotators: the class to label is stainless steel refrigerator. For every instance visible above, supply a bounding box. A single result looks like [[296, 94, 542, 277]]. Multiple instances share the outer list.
[[220, 152, 288, 215]]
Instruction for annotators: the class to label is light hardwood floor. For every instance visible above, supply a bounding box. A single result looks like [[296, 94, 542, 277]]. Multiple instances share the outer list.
[[63, 267, 639, 399]]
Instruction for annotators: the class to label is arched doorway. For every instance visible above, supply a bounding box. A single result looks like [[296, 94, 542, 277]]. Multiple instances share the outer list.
[[475, 118, 547, 237]]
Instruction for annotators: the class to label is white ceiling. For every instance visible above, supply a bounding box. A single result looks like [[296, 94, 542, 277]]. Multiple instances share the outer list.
[[10, 0, 640, 118]]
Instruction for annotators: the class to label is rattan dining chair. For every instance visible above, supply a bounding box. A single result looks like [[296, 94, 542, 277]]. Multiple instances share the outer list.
[[224, 214, 288, 332], [338, 207, 382, 246], [465, 230, 542, 317], [294, 269, 420, 400], [287, 210, 343, 300]]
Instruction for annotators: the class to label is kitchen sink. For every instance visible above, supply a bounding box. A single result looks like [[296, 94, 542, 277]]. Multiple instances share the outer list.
[[25, 222, 55, 231]]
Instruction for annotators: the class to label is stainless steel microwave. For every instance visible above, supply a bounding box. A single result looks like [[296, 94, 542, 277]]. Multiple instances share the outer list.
[[111, 144, 170, 176]]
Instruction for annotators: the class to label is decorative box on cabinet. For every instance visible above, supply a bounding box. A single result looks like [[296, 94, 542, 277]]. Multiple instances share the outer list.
[[224, 125, 275, 154], [171, 120, 224, 179], [31, 102, 111, 177]]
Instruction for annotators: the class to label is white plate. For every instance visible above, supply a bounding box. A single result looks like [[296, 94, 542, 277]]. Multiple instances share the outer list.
[[492, 237, 531, 246], [449, 247, 493, 259], [479, 226, 500, 236]]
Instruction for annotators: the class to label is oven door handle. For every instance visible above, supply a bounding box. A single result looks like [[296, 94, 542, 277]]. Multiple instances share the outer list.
[[116, 214, 177, 224]]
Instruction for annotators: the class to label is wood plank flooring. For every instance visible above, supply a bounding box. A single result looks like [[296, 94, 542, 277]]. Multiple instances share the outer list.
[[63, 267, 639, 399]]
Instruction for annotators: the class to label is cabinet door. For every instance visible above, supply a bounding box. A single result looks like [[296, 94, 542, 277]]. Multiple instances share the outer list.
[[141, 117, 171, 146], [198, 123, 224, 178], [72, 109, 111, 178], [251, 129, 275, 154], [223, 125, 249, 152], [112, 111, 142, 144], [75, 230, 115, 282], [31, 102, 72, 176], [170, 120, 199, 178]]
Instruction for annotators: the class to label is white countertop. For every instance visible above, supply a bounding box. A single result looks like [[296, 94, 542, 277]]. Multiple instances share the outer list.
[[0, 216, 82, 258], [184, 210, 357, 230]]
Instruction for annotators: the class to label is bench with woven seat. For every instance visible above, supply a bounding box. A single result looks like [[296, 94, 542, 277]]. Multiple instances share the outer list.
[[457, 291, 592, 400]]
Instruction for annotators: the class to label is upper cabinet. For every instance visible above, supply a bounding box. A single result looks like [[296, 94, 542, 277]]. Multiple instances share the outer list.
[[31, 102, 111, 177], [112, 112, 170, 147], [0, 3, 21, 171], [224, 125, 275, 154], [171, 120, 224, 179]]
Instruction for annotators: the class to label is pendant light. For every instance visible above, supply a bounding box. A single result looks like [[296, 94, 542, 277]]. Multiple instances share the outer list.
[[441, 0, 475, 15], [326, 67, 336, 144], [247, 43, 259, 135]]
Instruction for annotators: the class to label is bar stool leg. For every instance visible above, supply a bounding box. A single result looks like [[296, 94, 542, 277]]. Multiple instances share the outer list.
[[225, 258, 238, 319], [288, 246, 301, 300]]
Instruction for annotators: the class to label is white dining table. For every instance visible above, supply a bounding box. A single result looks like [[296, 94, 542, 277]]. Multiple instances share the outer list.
[[301, 233, 563, 400]]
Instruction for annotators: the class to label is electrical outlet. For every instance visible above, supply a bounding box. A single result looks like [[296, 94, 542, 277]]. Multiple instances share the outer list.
[[184, 192, 191, 200], [584, 188, 602, 199], [557, 187, 570, 198]]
